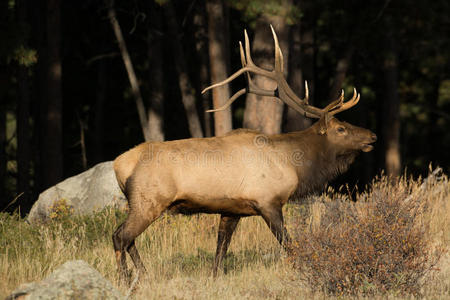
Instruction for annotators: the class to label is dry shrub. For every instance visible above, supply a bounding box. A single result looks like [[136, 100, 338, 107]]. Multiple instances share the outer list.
[[291, 169, 447, 296]]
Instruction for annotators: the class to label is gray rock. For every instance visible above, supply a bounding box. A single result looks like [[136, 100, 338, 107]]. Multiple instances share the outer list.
[[27, 161, 127, 224], [6, 260, 124, 300]]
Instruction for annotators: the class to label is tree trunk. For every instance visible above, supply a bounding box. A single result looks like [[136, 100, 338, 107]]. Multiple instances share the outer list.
[[32, 0, 46, 195], [0, 0, 6, 204], [301, 8, 317, 106], [426, 78, 441, 164], [243, 19, 288, 135], [0, 99, 6, 202], [147, 7, 165, 142], [41, 0, 63, 189], [193, 5, 212, 137], [164, 2, 204, 138], [382, 20, 401, 177], [286, 21, 311, 132], [328, 46, 354, 101], [206, 0, 232, 136], [16, 0, 32, 207], [107, 0, 150, 141], [92, 60, 106, 164], [17, 66, 31, 206]]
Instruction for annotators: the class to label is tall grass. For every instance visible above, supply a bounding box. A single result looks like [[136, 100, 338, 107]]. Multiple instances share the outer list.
[[1, 171, 449, 299]]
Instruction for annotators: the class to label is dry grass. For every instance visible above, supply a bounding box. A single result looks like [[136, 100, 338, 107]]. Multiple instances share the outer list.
[[0, 209, 294, 299], [1, 170, 449, 299]]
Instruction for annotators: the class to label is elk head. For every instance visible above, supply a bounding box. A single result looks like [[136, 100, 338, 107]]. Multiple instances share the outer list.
[[202, 25, 376, 154], [317, 117, 377, 163]]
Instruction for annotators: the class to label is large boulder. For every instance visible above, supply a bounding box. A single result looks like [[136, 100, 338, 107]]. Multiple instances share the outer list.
[[6, 260, 124, 300], [27, 161, 127, 224]]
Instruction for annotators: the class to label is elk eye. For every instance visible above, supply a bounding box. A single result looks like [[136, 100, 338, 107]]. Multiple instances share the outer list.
[[337, 127, 346, 133]]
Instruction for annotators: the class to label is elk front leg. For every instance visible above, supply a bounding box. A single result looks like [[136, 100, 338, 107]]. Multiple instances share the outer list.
[[259, 205, 293, 255], [213, 215, 240, 277]]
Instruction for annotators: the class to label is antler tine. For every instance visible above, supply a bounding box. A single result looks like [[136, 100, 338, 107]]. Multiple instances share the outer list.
[[202, 38, 275, 113], [328, 88, 360, 116], [239, 40, 253, 89], [206, 88, 246, 112], [201, 67, 251, 94], [205, 80, 279, 113], [244, 30, 255, 67], [243, 29, 278, 81], [206, 38, 275, 112], [270, 25, 283, 73], [240, 40, 260, 93], [239, 41, 246, 67], [304, 81, 309, 105], [324, 89, 345, 112], [202, 34, 274, 95]]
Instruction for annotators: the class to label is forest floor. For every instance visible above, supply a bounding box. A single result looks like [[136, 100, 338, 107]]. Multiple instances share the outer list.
[[1, 173, 449, 299]]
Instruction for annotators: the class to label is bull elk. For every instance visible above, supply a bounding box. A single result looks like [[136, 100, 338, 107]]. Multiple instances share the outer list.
[[112, 26, 376, 280]]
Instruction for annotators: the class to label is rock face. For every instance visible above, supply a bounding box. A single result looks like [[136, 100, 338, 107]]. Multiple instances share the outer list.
[[27, 161, 127, 224], [6, 260, 124, 300]]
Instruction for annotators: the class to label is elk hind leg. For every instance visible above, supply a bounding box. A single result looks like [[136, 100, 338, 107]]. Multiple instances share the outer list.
[[112, 207, 161, 281], [113, 222, 129, 281], [213, 215, 240, 277], [127, 240, 146, 274]]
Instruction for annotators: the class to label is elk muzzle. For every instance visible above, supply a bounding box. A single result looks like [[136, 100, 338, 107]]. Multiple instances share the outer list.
[[361, 132, 377, 152]]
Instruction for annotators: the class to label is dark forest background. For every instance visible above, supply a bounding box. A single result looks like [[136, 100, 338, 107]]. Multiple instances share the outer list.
[[1, 0, 449, 214]]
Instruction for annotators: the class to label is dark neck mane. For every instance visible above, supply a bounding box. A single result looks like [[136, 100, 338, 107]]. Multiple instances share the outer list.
[[298, 151, 357, 196], [279, 126, 359, 199]]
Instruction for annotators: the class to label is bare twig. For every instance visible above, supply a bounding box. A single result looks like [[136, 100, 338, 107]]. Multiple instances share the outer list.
[[77, 112, 88, 170], [2, 192, 24, 212], [86, 52, 119, 66]]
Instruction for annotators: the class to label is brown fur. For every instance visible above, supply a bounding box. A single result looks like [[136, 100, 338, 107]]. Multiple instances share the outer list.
[[112, 116, 376, 280]]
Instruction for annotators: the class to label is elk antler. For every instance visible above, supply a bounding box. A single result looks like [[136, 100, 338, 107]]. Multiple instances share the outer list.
[[202, 25, 360, 119], [325, 88, 360, 117]]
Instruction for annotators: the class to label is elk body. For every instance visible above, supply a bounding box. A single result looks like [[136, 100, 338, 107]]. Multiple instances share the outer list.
[[112, 26, 376, 280]]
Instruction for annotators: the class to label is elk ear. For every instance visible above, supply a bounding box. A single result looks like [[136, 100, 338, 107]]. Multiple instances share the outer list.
[[318, 114, 330, 135]]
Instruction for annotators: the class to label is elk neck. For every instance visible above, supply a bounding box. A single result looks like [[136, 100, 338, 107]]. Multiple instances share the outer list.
[[272, 123, 358, 197]]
